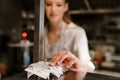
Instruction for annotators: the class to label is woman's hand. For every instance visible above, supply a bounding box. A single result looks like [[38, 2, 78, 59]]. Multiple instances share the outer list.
[[49, 51, 95, 80], [50, 51, 80, 70]]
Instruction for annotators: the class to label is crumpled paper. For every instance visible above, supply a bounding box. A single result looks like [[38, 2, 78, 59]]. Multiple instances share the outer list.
[[25, 61, 63, 79]]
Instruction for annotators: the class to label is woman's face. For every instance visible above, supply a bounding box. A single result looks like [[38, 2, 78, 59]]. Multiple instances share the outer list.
[[45, 0, 68, 23]]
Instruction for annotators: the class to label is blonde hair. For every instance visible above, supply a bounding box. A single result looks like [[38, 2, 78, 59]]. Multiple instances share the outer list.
[[63, 10, 71, 24], [63, 0, 71, 24]]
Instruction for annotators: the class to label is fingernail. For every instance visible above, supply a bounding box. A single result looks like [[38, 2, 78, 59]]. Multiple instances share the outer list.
[[57, 62, 60, 65], [66, 66, 70, 68], [50, 62, 54, 66]]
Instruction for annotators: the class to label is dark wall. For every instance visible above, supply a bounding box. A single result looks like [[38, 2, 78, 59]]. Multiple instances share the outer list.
[[0, 0, 22, 41], [0, 0, 21, 32]]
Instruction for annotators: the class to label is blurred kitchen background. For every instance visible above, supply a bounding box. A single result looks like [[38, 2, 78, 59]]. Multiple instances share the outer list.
[[0, 0, 120, 79]]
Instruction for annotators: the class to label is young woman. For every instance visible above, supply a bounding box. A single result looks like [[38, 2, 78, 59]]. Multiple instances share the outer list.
[[44, 0, 95, 79]]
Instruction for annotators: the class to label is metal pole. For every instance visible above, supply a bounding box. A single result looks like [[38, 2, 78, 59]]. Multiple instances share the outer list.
[[34, 0, 45, 62], [34, 0, 46, 79]]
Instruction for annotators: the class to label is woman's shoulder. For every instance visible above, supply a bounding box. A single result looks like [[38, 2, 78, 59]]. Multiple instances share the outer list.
[[66, 22, 86, 34]]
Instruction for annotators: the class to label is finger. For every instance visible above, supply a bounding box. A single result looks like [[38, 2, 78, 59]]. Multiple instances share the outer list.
[[50, 51, 66, 66], [58, 51, 69, 64], [60, 58, 70, 67], [66, 58, 76, 68], [50, 54, 60, 66]]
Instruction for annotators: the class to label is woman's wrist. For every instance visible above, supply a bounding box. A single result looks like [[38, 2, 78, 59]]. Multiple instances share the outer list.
[[70, 61, 86, 72]]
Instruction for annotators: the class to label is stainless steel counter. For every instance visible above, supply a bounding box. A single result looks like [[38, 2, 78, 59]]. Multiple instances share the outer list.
[[84, 73, 120, 80], [4, 72, 120, 80]]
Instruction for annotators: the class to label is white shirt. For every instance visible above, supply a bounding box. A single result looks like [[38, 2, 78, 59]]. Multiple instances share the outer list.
[[45, 22, 95, 72]]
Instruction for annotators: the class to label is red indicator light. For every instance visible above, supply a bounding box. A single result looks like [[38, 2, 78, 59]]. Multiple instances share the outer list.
[[22, 32, 28, 37]]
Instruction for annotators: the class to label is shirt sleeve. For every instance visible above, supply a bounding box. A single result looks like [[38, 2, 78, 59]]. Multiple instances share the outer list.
[[73, 27, 95, 72], [73, 28, 90, 60]]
